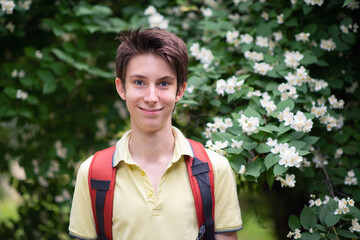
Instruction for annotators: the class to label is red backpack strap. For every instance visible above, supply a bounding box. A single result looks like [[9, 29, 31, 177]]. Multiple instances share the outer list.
[[186, 139, 215, 240], [88, 146, 116, 240]]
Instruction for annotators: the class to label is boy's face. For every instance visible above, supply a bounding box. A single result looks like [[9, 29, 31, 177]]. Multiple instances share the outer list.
[[115, 54, 186, 133]]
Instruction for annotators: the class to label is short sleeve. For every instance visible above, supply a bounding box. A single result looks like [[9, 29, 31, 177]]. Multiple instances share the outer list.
[[68, 156, 98, 239], [206, 149, 243, 233]]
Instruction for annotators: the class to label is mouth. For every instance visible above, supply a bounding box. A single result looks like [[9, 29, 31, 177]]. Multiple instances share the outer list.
[[139, 107, 163, 115]]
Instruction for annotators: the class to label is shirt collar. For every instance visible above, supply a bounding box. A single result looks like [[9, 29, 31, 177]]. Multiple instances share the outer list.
[[112, 126, 194, 167]]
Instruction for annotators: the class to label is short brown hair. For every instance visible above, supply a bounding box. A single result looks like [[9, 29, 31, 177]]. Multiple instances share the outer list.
[[115, 28, 188, 94]]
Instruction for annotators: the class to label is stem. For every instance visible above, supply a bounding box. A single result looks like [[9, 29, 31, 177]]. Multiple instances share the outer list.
[[332, 226, 339, 240], [321, 165, 335, 198]]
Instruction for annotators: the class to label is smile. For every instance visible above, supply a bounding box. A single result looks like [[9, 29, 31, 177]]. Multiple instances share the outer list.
[[139, 107, 163, 115]]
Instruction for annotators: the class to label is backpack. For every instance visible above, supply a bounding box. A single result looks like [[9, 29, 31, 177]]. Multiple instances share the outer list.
[[88, 139, 215, 240]]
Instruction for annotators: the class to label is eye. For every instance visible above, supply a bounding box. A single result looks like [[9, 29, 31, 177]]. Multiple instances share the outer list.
[[134, 80, 144, 86], [159, 81, 169, 87]]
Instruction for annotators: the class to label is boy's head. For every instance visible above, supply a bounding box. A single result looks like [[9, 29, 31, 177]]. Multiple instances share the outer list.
[[115, 28, 188, 94]]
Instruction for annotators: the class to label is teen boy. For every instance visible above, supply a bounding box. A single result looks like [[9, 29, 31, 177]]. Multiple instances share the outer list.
[[69, 28, 242, 240]]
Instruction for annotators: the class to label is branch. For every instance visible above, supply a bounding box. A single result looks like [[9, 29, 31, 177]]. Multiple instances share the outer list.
[[321, 165, 335, 198]]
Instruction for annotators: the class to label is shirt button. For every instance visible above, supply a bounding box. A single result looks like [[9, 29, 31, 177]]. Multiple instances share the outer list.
[[147, 191, 153, 197]]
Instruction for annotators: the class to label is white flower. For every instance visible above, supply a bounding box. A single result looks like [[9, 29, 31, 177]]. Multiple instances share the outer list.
[[277, 13, 284, 24], [276, 174, 296, 187], [144, 5, 157, 15], [340, 25, 349, 34], [186, 85, 195, 94], [18, 0, 31, 10], [226, 30, 240, 46], [238, 165, 246, 174], [11, 68, 18, 78], [273, 31, 283, 42], [55, 140, 67, 159], [334, 148, 343, 159], [315, 198, 322, 206], [253, 62, 273, 75], [148, 13, 169, 29], [295, 32, 310, 42], [345, 170, 358, 185], [311, 105, 327, 118], [261, 12, 269, 21], [247, 90, 262, 98], [35, 50, 43, 59], [260, 93, 276, 114], [304, 0, 324, 6], [294, 229, 301, 239], [284, 51, 304, 69], [240, 33, 253, 44], [345, 81, 358, 94], [349, 218, 360, 233], [347, 1, 360, 10], [320, 38, 336, 51], [244, 51, 264, 62], [255, 36, 269, 48], [206, 140, 228, 156], [231, 139, 243, 149], [201, 7, 213, 17], [5, 21, 15, 32], [238, 114, 260, 135], [16, 89, 28, 100], [1, 0, 16, 14], [266, 137, 278, 147]]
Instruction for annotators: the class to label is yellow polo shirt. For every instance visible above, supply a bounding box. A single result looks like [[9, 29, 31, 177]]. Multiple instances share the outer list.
[[69, 127, 242, 240]]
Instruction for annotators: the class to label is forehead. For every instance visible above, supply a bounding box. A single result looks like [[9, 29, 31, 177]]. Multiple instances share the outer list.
[[126, 54, 176, 78]]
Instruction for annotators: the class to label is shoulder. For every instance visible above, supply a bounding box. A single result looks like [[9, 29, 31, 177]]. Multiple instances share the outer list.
[[75, 155, 93, 179], [204, 148, 233, 178]]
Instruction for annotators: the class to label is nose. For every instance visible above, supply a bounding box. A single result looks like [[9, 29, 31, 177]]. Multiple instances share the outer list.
[[144, 85, 159, 103]]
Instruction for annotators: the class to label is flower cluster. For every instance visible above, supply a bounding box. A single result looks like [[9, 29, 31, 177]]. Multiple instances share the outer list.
[[18, 0, 31, 10], [350, 219, 360, 233], [255, 36, 269, 48], [320, 38, 336, 51], [311, 148, 328, 168], [266, 138, 303, 168], [54, 140, 67, 159], [260, 92, 277, 114], [215, 76, 245, 96], [287, 229, 301, 239], [328, 95, 345, 109], [344, 170, 358, 185], [1, 0, 15, 14], [311, 104, 327, 118], [11, 69, 26, 78], [278, 107, 313, 133], [309, 195, 330, 207], [284, 66, 310, 87], [16, 89, 28, 100], [284, 51, 304, 69], [334, 197, 355, 215], [246, 90, 262, 98], [204, 117, 233, 138], [304, 0, 324, 6], [295, 32, 310, 42], [278, 83, 298, 101], [319, 114, 344, 131], [238, 114, 260, 135], [308, 78, 328, 92], [190, 43, 214, 70], [244, 51, 264, 62], [253, 62, 273, 76], [346, 81, 359, 94], [205, 140, 228, 156], [35, 50, 43, 59], [347, 1, 360, 10], [334, 148, 343, 159], [276, 174, 296, 188], [144, 5, 169, 29], [226, 31, 254, 46]]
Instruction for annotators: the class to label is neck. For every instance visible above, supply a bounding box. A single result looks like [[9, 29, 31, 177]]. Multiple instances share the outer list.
[[129, 125, 175, 163]]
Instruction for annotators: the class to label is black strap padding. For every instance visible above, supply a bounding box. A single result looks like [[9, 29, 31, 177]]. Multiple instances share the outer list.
[[191, 158, 215, 240], [91, 179, 111, 240]]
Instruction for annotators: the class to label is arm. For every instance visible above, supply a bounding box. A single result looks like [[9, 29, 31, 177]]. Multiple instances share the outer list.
[[216, 232, 238, 240]]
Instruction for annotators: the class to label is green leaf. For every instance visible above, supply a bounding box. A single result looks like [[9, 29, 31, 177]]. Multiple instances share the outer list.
[[37, 70, 55, 82], [266, 170, 274, 188], [277, 98, 295, 112], [304, 24, 317, 35], [302, 136, 319, 145], [325, 212, 340, 227], [278, 123, 291, 136], [226, 148, 243, 155], [300, 232, 322, 240], [343, 0, 355, 7], [227, 89, 247, 103], [289, 140, 306, 150], [301, 54, 318, 65], [243, 142, 257, 151], [256, 143, 272, 153], [243, 106, 261, 119], [244, 158, 262, 179], [265, 153, 280, 169], [337, 229, 358, 238], [300, 206, 317, 230], [4, 87, 17, 99], [288, 215, 301, 231], [43, 79, 57, 94], [273, 164, 287, 176], [210, 99, 221, 107]]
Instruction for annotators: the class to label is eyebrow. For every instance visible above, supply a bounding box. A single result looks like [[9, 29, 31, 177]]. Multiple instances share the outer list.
[[128, 74, 176, 81]]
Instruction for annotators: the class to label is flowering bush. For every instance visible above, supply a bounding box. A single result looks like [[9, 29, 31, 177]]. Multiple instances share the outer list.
[[1, 0, 359, 239]]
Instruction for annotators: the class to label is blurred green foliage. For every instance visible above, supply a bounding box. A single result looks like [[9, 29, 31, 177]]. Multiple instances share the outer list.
[[1, 0, 359, 239]]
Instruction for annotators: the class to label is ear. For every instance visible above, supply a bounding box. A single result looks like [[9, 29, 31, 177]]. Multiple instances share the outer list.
[[115, 77, 126, 100], [175, 82, 187, 102]]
